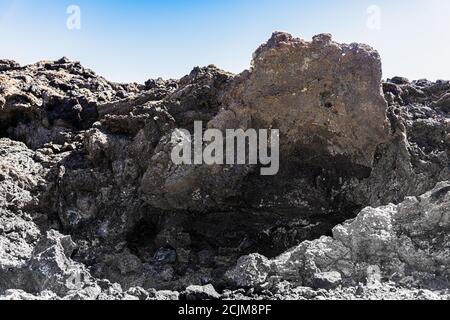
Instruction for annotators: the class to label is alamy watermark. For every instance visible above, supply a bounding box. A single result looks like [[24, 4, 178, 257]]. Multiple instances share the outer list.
[[170, 121, 280, 176], [66, 5, 81, 30], [366, 5, 382, 30]]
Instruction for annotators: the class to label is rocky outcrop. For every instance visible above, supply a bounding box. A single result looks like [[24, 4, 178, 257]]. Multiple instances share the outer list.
[[348, 78, 450, 207], [141, 32, 392, 212], [0, 32, 449, 300], [0, 57, 145, 148], [221, 32, 391, 168], [226, 182, 450, 291]]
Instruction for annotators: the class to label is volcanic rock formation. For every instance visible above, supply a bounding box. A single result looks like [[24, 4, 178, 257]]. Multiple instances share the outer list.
[[0, 33, 449, 300]]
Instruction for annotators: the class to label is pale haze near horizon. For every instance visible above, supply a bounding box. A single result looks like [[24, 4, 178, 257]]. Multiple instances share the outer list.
[[1, 0, 449, 83]]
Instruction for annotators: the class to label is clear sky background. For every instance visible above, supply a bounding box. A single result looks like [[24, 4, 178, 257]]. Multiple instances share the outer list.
[[1, 0, 449, 83]]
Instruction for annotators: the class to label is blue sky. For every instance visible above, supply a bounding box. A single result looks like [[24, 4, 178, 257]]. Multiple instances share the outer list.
[[1, 0, 449, 83]]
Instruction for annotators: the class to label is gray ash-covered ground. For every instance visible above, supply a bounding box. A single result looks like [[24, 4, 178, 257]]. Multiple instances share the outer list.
[[0, 33, 449, 300]]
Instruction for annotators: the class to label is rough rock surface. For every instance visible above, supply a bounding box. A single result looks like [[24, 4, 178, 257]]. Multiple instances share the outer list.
[[221, 32, 391, 168], [181, 284, 221, 301], [0, 33, 449, 300], [142, 32, 392, 212], [227, 182, 450, 291]]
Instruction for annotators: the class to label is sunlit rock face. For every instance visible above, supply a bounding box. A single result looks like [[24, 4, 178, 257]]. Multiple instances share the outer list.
[[219, 32, 391, 170], [141, 32, 393, 213]]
